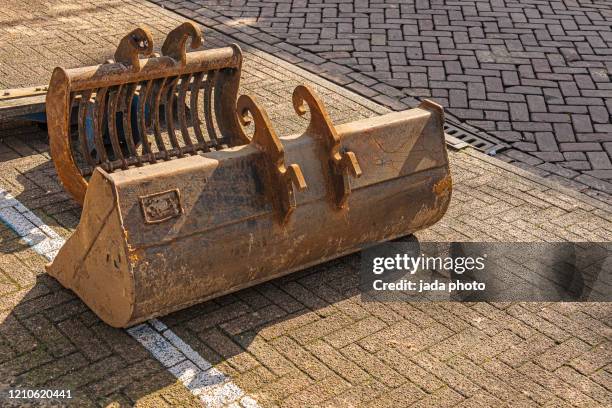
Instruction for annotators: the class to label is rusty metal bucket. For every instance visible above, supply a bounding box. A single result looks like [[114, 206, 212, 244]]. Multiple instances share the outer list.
[[45, 25, 452, 328], [46, 23, 248, 205]]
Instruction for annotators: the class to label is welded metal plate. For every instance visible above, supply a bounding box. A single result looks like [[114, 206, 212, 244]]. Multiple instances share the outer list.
[[139, 189, 184, 224]]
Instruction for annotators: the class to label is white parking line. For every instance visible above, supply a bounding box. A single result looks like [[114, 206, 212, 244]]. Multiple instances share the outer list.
[[0, 188, 260, 408]]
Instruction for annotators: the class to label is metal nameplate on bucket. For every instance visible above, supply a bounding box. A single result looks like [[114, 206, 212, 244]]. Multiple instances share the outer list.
[[139, 189, 183, 224]]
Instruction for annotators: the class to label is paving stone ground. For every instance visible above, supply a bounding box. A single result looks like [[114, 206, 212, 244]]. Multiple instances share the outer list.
[[150, 0, 612, 204], [0, 0, 188, 89], [0, 1, 611, 407]]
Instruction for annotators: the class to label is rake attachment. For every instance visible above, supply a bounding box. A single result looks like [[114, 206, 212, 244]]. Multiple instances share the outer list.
[[45, 25, 452, 328], [46, 22, 248, 205]]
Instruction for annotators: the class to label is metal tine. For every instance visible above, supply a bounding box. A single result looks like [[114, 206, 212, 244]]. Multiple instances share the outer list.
[[107, 84, 127, 170], [189, 72, 208, 151], [137, 80, 156, 164], [77, 90, 96, 167], [203, 70, 220, 148], [164, 76, 183, 157], [92, 88, 109, 165], [152, 77, 169, 159], [177, 74, 194, 151], [68, 92, 78, 113], [67, 92, 78, 162], [121, 83, 142, 166]]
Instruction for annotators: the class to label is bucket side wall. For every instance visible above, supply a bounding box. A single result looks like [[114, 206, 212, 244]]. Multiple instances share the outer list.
[[127, 165, 451, 325], [46, 170, 135, 327]]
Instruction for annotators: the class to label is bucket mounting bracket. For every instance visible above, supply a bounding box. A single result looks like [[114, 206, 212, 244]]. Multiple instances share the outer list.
[[161, 22, 203, 66], [238, 94, 307, 224], [113, 27, 154, 72], [292, 85, 361, 209]]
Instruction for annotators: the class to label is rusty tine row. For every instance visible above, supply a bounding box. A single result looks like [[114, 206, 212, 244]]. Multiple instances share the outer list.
[[68, 23, 233, 175], [47, 22, 246, 205]]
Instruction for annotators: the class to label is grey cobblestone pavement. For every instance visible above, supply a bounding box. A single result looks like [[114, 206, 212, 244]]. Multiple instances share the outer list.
[[150, 0, 612, 204], [0, 0, 187, 89], [0, 0, 611, 407]]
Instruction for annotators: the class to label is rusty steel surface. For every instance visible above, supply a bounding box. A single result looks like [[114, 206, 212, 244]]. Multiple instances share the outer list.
[[46, 23, 247, 205], [46, 80, 452, 327], [237, 93, 308, 223]]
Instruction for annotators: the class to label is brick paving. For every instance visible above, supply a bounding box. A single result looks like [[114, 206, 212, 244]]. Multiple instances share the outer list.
[[150, 0, 612, 204], [0, 0, 611, 407], [0, 0, 189, 89]]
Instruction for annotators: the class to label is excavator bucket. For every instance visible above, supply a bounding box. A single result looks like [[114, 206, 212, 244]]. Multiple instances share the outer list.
[[45, 25, 452, 328], [46, 22, 248, 205]]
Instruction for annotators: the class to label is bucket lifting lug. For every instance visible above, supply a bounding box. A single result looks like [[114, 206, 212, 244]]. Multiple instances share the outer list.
[[237, 94, 307, 224], [113, 27, 154, 72], [161, 22, 203, 66], [292, 85, 362, 209]]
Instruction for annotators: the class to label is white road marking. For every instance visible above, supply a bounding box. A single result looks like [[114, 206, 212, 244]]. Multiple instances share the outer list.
[[0, 188, 260, 407], [0, 190, 64, 262]]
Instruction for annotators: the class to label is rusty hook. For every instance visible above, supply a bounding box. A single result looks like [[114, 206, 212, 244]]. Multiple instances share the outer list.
[[162, 22, 203, 66], [238, 94, 307, 223], [114, 27, 154, 72], [292, 84, 361, 209]]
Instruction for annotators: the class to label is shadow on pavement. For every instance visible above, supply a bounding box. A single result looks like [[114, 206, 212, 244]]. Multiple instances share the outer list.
[[0, 239, 385, 406], [0, 119, 421, 407]]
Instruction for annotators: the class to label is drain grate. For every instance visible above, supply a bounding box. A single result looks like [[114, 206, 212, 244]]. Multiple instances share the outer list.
[[444, 120, 508, 155]]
